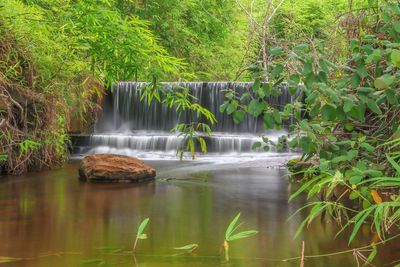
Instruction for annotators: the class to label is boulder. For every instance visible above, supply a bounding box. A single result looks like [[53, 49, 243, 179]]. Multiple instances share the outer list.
[[79, 154, 156, 183]]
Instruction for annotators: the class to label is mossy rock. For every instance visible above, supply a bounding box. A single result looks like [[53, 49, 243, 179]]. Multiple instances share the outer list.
[[287, 158, 311, 173]]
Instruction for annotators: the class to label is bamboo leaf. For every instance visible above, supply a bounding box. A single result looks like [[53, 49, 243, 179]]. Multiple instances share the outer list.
[[137, 218, 149, 238], [225, 213, 241, 240]]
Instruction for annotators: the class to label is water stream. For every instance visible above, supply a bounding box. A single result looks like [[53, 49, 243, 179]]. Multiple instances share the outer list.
[[2, 82, 399, 266], [1, 160, 399, 266]]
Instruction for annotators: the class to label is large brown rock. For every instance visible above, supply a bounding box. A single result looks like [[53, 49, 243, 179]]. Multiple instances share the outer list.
[[79, 154, 156, 183]]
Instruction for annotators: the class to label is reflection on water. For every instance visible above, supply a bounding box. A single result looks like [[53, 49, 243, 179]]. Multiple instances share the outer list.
[[0, 160, 399, 266]]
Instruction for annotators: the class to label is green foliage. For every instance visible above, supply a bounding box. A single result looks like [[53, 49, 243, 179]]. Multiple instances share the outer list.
[[224, 213, 258, 242], [224, 2, 400, 245], [223, 212, 258, 262], [138, 82, 215, 159], [19, 139, 41, 155], [127, 0, 248, 80], [174, 243, 199, 253], [0, 0, 195, 174], [133, 217, 149, 253]]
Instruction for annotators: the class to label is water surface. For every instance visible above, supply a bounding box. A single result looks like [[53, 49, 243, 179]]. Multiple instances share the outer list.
[[0, 159, 399, 266]]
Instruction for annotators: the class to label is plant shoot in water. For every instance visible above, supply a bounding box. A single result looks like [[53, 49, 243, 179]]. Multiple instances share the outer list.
[[223, 213, 258, 261], [133, 218, 149, 253], [174, 243, 199, 254]]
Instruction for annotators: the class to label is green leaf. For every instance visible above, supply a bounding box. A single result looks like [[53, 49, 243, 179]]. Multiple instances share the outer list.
[[270, 47, 283, 56], [343, 99, 354, 113], [394, 21, 400, 33], [294, 44, 309, 53], [219, 102, 228, 113], [349, 208, 374, 243], [271, 64, 284, 78], [374, 75, 395, 89], [226, 102, 237, 115], [227, 230, 258, 241], [321, 104, 336, 121], [225, 213, 241, 240], [247, 99, 266, 117], [174, 244, 198, 251], [391, 49, 400, 67], [350, 104, 366, 121], [366, 99, 382, 115], [273, 109, 282, 124], [252, 142, 262, 150], [137, 218, 149, 238], [360, 143, 375, 152], [263, 113, 274, 129], [387, 155, 400, 174], [263, 83, 271, 96], [253, 80, 261, 91], [233, 110, 245, 124], [367, 245, 377, 264], [349, 175, 362, 185], [305, 91, 318, 104]]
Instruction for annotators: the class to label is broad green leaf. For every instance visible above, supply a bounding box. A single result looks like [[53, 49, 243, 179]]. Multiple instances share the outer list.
[[294, 44, 309, 53], [366, 99, 382, 115], [247, 99, 266, 117], [343, 98, 354, 113], [233, 110, 245, 124], [270, 47, 283, 56], [374, 75, 394, 89], [263, 113, 274, 129], [226, 102, 237, 115], [253, 79, 261, 91], [305, 91, 318, 104], [271, 64, 284, 78], [219, 102, 228, 113], [321, 104, 336, 121], [391, 49, 400, 67], [349, 175, 362, 185], [137, 218, 149, 238], [263, 83, 271, 96], [394, 21, 400, 33], [273, 109, 282, 124], [252, 142, 261, 150]]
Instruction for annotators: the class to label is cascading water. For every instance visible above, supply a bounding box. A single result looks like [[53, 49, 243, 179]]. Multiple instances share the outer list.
[[76, 82, 294, 159]]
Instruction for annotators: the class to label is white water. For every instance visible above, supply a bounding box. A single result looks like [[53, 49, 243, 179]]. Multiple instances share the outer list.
[[75, 82, 295, 160]]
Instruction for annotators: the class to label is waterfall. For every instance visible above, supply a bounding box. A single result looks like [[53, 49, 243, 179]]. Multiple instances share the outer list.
[[76, 82, 294, 158]]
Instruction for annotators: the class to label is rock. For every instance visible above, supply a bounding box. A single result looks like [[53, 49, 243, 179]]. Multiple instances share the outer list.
[[286, 157, 319, 180], [79, 154, 156, 183]]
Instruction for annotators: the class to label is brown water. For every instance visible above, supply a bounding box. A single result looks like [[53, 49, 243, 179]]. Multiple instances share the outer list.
[[0, 159, 399, 266]]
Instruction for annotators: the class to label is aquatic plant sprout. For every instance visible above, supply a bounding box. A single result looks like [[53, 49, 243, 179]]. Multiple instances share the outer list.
[[133, 217, 149, 253], [174, 243, 199, 253], [223, 213, 258, 261]]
